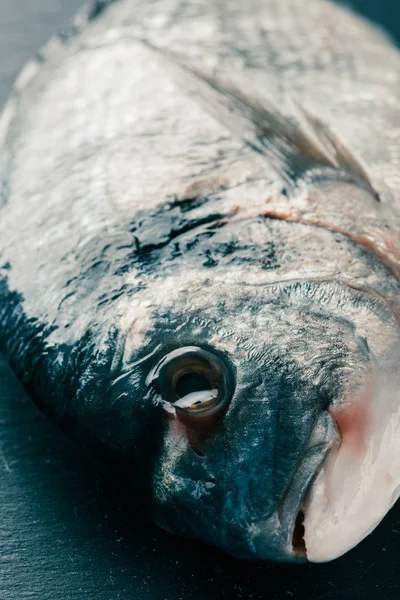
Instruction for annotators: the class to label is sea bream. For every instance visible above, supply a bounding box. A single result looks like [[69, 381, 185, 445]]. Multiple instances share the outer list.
[[0, 0, 400, 563]]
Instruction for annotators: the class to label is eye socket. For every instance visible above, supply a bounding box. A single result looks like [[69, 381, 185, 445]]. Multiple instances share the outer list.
[[147, 346, 233, 424]]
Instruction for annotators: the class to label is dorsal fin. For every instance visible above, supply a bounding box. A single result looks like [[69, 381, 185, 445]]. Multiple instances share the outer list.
[[142, 39, 377, 197], [139, 40, 400, 285], [292, 101, 375, 192]]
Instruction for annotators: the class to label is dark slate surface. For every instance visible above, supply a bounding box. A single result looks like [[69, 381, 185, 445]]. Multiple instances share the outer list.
[[0, 2, 400, 599]]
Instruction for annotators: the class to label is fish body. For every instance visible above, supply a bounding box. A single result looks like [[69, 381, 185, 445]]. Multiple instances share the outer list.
[[0, 0, 400, 562]]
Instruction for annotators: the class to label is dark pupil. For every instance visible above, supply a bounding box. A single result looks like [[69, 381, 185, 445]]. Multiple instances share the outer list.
[[175, 371, 212, 398]]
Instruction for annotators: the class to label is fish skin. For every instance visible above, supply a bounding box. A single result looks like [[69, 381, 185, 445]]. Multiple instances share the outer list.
[[0, 0, 400, 562]]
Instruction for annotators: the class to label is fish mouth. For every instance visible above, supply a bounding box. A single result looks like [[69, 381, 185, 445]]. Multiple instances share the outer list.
[[302, 383, 400, 562], [291, 365, 400, 563], [279, 411, 339, 561]]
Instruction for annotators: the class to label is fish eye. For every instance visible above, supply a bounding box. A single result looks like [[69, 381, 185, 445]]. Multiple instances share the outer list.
[[149, 346, 233, 424]]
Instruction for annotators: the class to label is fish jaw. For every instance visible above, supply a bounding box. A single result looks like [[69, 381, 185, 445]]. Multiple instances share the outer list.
[[303, 376, 400, 562]]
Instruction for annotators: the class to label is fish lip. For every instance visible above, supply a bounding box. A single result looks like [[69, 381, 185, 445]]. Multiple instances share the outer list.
[[279, 412, 339, 559]]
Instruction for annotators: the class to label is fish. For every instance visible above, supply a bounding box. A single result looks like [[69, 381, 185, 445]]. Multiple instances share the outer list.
[[0, 0, 400, 563]]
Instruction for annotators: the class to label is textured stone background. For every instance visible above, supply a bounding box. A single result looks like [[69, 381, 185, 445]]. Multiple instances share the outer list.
[[0, 2, 399, 599]]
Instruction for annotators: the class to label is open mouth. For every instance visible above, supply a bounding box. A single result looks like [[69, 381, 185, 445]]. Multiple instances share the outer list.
[[292, 509, 306, 555]]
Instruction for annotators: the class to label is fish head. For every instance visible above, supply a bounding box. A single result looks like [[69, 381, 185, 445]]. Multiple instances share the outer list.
[[115, 266, 400, 564]]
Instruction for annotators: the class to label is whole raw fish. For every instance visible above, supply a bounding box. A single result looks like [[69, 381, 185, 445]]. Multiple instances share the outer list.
[[0, 0, 400, 562]]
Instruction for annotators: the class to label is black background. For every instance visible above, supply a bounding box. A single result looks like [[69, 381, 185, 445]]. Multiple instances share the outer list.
[[1, 2, 400, 599]]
